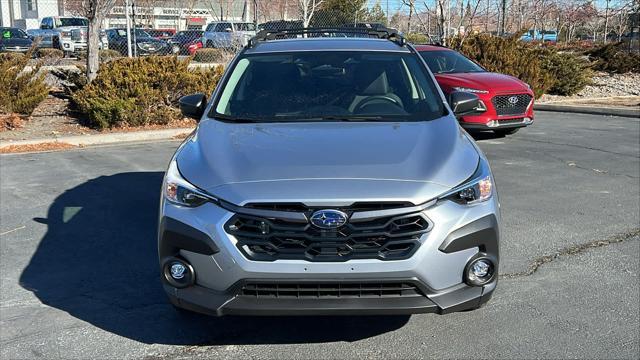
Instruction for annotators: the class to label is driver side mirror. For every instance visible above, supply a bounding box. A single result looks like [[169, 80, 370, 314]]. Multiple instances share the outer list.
[[447, 91, 485, 117], [179, 93, 207, 121]]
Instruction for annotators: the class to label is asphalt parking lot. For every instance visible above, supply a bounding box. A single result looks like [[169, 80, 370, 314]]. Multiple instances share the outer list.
[[1, 111, 638, 359]]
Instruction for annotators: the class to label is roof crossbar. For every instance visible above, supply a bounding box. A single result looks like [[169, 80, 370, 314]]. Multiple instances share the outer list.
[[247, 27, 406, 48]]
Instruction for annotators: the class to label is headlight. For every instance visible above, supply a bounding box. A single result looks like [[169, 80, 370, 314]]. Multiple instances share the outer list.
[[439, 159, 493, 205], [61, 31, 72, 38], [452, 87, 489, 94], [163, 160, 215, 207]]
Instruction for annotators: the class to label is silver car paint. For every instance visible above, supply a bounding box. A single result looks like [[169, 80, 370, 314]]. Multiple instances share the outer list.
[[177, 116, 479, 205], [161, 193, 497, 292], [161, 39, 500, 310]]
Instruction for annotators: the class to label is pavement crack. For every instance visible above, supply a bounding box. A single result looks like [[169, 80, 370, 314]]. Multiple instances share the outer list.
[[500, 228, 640, 279], [541, 152, 640, 179], [514, 137, 640, 159]]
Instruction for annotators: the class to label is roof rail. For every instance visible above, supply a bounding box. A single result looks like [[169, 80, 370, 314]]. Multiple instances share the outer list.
[[247, 27, 406, 48]]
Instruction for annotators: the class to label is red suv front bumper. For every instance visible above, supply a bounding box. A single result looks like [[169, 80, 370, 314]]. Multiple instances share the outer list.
[[457, 91, 535, 130]]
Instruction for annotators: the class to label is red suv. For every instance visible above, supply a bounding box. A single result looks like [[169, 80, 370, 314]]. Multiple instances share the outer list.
[[416, 45, 534, 136]]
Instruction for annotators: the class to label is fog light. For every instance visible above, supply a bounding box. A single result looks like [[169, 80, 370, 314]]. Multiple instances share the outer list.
[[471, 260, 490, 278], [486, 120, 499, 128], [170, 262, 186, 280], [465, 257, 495, 286], [163, 257, 195, 288]]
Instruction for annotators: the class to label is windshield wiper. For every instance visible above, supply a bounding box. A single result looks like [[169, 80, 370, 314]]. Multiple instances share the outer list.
[[213, 114, 264, 123], [297, 115, 387, 122]]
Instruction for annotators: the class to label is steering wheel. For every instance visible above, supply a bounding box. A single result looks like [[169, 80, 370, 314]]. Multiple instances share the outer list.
[[354, 96, 402, 113]]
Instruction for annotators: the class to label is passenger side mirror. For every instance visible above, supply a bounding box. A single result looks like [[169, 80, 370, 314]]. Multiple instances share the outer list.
[[179, 93, 207, 121], [447, 91, 485, 117]]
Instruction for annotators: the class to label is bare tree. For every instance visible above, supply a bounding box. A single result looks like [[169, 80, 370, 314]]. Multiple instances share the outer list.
[[298, 0, 323, 27], [65, 0, 118, 82]]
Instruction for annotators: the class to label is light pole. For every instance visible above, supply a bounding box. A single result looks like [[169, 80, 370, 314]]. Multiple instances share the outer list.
[[125, 0, 133, 57]]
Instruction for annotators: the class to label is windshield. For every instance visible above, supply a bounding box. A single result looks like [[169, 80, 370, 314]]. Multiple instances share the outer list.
[[1, 28, 28, 39], [116, 29, 151, 38], [175, 31, 203, 41], [419, 50, 484, 74], [212, 51, 444, 122], [57, 18, 88, 27], [235, 23, 256, 31]]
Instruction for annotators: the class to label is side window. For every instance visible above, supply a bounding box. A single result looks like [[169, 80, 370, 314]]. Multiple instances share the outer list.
[[215, 23, 232, 32], [205, 23, 215, 32]]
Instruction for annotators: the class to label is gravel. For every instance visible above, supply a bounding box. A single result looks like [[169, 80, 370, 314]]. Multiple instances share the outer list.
[[540, 71, 640, 103]]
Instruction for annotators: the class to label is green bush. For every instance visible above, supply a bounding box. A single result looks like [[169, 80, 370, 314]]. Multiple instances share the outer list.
[[586, 43, 640, 73], [0, 52, 25, 62], [36, 48, 64, 59], [192, 48, 227, 63], [538, 50, 592, 96], [99, 49, 122, 63], [72, 56, 224, 129], [405, 33, 428, 44], [0, 50, 49, 115], [451, 34, 593, 97]]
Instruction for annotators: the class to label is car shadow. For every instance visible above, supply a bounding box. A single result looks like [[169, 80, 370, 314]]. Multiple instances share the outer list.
[[19, 172, 409, 345], [468, 130, 505, 141]]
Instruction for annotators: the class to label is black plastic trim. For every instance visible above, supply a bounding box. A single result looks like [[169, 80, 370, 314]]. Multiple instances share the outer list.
[[159, 217, 219, 258], [438, 214, 499, 256], [166, 277, 496, 316]]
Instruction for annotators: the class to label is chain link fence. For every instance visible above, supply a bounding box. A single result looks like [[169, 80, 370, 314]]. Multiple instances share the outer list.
[[1, 0, 638, 62]]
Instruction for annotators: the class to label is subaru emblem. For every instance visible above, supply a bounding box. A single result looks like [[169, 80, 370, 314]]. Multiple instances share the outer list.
[[508, 96, 519, 105], [310, 209, 348, 229]]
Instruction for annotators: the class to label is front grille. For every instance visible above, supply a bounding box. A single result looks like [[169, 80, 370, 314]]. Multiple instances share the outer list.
[[492, 94, 532, 116], [71, 29, 85, 41], [225, 204, 431, 262], [498, 117, 526, 125], [241, 282, 424, 299]]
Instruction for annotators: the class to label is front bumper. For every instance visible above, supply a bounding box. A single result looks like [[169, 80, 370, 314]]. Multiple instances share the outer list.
[[462, 116, 534, 130], [159, 196, 500, 316], [0, 46, 31, 53], [458, 92, 535, 130]]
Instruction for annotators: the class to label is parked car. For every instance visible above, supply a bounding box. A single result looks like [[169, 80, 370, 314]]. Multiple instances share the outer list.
[[416, 45, 534, 135], [169, 30, 204, 55], [0, 27, 33, 53], [28, 16, 106, 56], [147, 29, 176, 41], [160, 29, 500, 316], [202, 21, 257, 48], [520, 29, 558, 43], [105, 28, 172, 56]]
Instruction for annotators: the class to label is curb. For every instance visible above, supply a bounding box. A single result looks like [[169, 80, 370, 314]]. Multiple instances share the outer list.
[[0, 127, 194, 150], [534, 103, 639, 118]]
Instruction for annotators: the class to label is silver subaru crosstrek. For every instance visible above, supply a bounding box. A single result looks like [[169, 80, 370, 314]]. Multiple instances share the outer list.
[[159, 28, 500, 316]]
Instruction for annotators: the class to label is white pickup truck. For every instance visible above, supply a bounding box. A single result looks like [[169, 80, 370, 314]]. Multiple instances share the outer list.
[[27, 16, 106, 56], [202, 21, 257, 49]]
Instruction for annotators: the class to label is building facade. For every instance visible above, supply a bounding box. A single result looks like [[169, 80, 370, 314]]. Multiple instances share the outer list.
[[1, 0, 251, 31]]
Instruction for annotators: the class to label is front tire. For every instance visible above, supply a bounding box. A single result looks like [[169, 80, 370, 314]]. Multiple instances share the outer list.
[[494, 128, 520, 136], [52, 37, 62, 50]]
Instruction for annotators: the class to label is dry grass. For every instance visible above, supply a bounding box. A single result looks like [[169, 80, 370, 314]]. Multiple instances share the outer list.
[[0, 113, 26, 132], [0, 142, 76, 154]]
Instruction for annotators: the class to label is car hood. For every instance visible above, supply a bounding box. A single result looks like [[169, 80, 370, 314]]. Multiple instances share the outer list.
[[0, 38, 32, 46], [136, 37, 164, 43], [436, 72, 530, 93], [57, 26, 87, 30], [176, 116, 479, 206]]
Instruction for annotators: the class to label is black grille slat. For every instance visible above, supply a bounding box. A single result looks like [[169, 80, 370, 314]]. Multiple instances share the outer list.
[[241, 282, 424, 299], [492, 94, 532, 116], [225, 208, 431, 262]]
